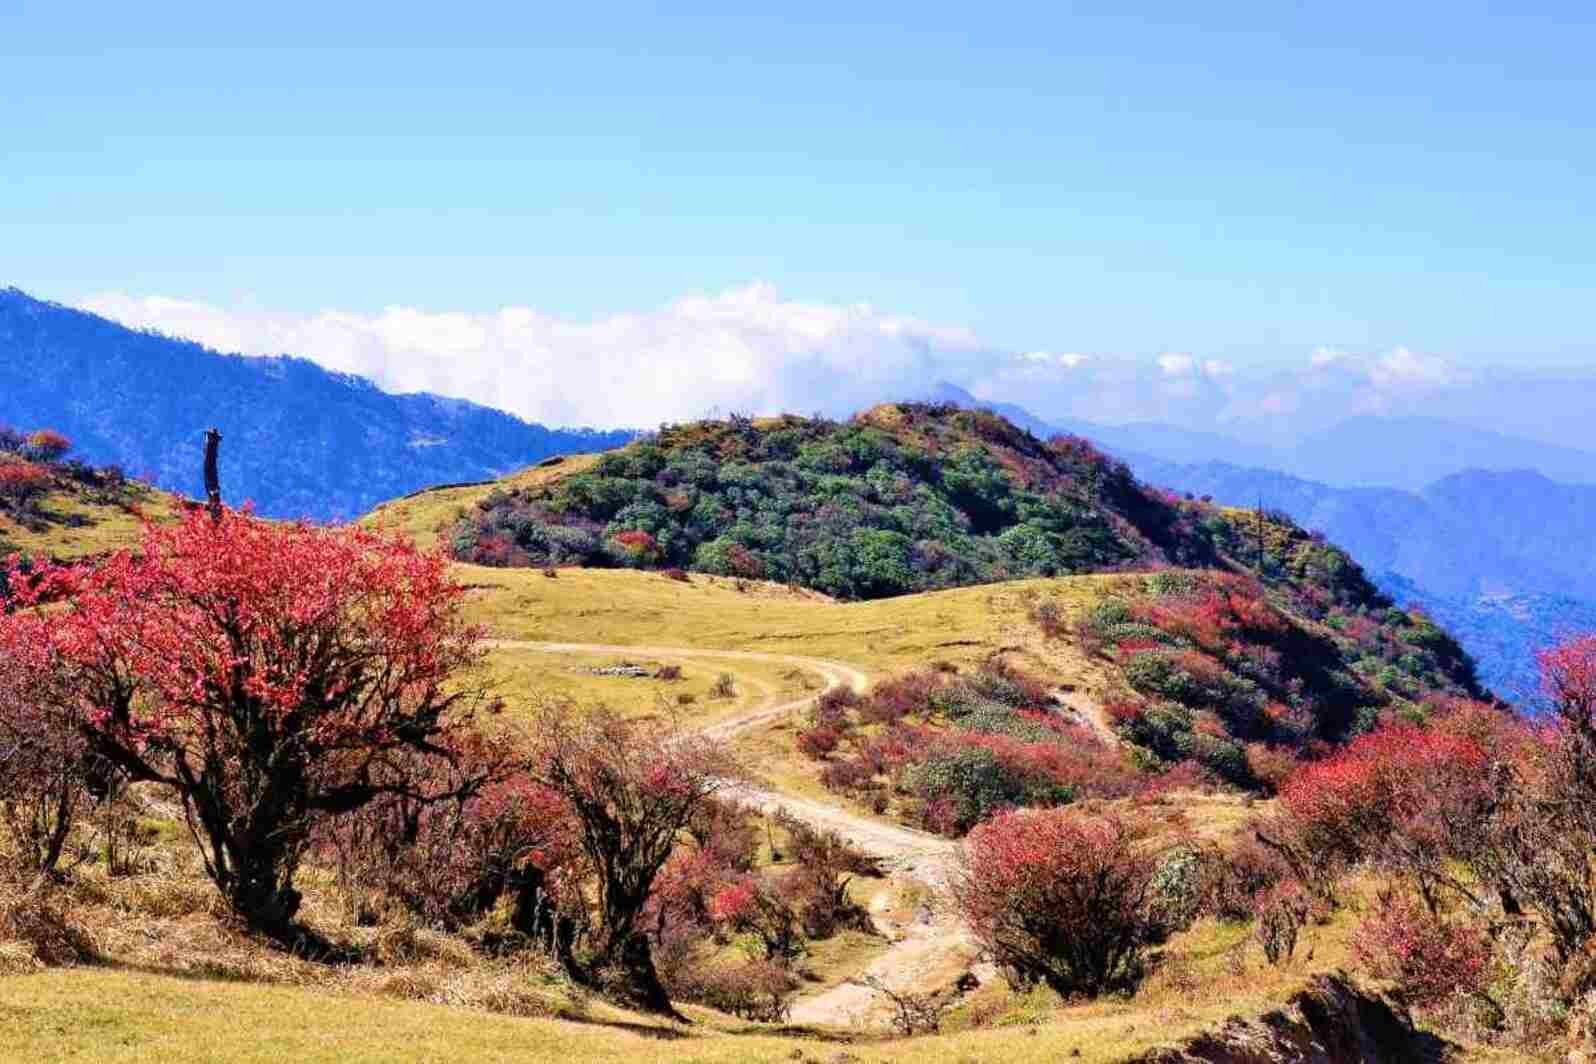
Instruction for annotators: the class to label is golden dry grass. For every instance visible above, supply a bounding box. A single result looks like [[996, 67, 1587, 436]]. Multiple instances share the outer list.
[[0, 962, 1357, 1064], [360, 453, 602, 551], [461, 564, 1129, 681], [0, 483, 181, 560], [476, 644, 821, 727]]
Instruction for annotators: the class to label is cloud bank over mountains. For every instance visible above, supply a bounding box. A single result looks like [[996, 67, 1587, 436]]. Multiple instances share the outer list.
[[82, 285, 1000, 430], [82, 284, 1577, 447]]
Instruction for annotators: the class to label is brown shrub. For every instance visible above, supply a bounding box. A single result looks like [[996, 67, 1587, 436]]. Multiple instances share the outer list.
[[796, 725, 842, 760], [1253, 879, 1313, 966], [1031, 600, 1065, 639], [668, 955, 797, 1022], [0, 887, 96, 967]]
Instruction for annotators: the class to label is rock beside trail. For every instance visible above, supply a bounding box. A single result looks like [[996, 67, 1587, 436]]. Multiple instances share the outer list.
[[1132, 974, 1451, 1063]]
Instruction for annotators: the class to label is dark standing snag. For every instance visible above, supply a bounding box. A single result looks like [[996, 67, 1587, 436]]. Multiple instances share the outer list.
[[203, 427, 223, 525]]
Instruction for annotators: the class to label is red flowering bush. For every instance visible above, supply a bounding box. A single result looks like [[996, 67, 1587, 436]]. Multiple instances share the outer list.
[[0, 612, 93, 879], [1253, 879, 1314, 965], [1351, 892, 1491, 1007], [1244, 742, 1298, 793], [1, 510, 491, 940], [1276, 721, 1494, 901], [317, 742, 577, 939], [525, 703, 736, 1014], [957, 808, 1157, 996], [796, 724, 841, 759]]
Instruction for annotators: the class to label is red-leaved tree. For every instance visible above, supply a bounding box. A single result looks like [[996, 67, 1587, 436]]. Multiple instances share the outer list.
[[956, 807, 1157, 996], [0, 462, 51, 505], [0, 612, 94, 881], [1, 509, 492, 941]]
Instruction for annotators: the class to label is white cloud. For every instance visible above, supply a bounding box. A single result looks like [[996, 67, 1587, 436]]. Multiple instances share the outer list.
[[75, 286, 1477, 443], [1368, 346, 1454, 389], [1157, 352, 1196, 376], [80, 284, 999, 429], [1019, 350, 1089, 368]]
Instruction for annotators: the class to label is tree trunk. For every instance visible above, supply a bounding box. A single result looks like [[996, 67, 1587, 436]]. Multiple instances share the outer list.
[[203, 427, 223, 525]]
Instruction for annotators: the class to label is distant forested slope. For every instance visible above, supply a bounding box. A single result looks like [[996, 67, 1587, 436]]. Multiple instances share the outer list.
[[0, 288, 633, 519]]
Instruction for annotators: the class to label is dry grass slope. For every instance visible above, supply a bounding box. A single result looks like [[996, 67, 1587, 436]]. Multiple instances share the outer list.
[[360, 453, 602, 550], [0, 482, 181, 560]]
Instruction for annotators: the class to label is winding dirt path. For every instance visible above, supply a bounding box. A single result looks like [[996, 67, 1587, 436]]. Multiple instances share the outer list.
[[485, 640, 972, 1027]]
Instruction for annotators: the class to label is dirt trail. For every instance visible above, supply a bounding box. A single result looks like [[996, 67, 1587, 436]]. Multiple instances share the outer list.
[[485, 640, 973, 1028], [1060, 687, 1121, 747]]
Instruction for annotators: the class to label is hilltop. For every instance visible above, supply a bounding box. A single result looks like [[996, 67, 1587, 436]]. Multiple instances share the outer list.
[[444, 403, 1250, 594], [0, 288, 634, 520], [406, 404, 1482, 780]]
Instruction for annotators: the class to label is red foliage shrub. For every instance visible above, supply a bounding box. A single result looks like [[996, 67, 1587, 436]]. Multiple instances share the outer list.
[[664, 953, 798, 1022], [819, 756, 876, 792], [22, 430, 71, 463], [1032, 599, 1064, 638], [1201, 837, 1288, 921], [526, 704, 737, 1013], [1351, 892, 1491, 1007], [610, 529, 661, 565], [0, 611, 92, 878], [1104, 696, 1148, 724], [1541, 635, 1596, 724], [796, 725, 841, 760], [957, 808, 1158, 996], [1244, 742, 1297, 793], [3, 510, 490, 938], [811, 685, 861, 728], [1277, 722, 1494, 898], [981, 657, 1054, 707], [1252, 879, 1314, 965], [0, 461, 51, 503], [860, 670, 941, 724], [723, 543, 765, 579], [324, 752, 577, 936], [1135, 758, 1215, 797]]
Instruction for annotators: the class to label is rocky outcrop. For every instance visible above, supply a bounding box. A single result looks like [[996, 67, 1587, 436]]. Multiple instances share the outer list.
[[1134, 974, 1451, 1063]]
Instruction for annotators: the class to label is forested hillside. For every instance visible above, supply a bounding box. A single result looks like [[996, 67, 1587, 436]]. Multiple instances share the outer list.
[[447, 403, 1483, 767], [0, 289, 634, 520]]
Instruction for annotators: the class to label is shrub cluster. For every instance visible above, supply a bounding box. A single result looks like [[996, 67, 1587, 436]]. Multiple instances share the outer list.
[[1077, 570, 1482, 787], [646, 805, 876, 1019], [448, 406, 1200, 598], [805, 659, 1139, 836], [1248, 640, 1596, 1051]]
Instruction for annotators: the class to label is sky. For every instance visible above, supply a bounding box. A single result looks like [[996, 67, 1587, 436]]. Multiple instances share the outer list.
[[4, 2, 1594, 428]]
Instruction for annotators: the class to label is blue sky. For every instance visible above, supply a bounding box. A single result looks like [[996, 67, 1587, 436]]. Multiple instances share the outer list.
[[3, 2, 1594, 424]]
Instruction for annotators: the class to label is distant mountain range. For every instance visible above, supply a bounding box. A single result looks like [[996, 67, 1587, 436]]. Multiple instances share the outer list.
[[0, 289, 635, 520], [925, 383, 1596, 702], [927, 383, 1596, 491]]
